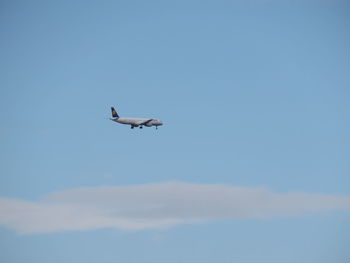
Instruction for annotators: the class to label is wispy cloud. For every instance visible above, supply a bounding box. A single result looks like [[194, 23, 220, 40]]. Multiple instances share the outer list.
[[0, 182, 349, 234]]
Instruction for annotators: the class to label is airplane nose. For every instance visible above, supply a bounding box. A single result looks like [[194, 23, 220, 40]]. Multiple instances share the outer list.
[[159, 120, 163, 126]]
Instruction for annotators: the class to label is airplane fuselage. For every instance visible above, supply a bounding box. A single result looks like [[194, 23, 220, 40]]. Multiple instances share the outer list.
[[109, 107, 163, 129], [110, 117, 163, 128]]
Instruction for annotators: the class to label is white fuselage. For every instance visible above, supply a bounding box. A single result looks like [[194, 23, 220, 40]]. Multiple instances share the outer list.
[[110, 117, 163, 128]]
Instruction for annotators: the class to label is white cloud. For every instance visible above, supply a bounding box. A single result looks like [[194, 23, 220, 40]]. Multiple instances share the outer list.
[[0, 182, 349, 234]]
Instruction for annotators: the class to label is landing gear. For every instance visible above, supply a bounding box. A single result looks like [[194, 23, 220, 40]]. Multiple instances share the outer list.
[[139, 126, 143, 129], [131, 126, 134, 129], [156, 126, 158, 130]]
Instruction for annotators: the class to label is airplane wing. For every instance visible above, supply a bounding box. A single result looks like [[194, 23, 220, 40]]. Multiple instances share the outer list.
[[136, 119, 153, 126]]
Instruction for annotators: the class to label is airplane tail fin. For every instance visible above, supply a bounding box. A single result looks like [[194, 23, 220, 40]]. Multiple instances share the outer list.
[[111, 107, 119, 118]]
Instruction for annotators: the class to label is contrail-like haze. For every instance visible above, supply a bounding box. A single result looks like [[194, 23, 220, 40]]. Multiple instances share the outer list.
[[1, 182, 349, 234]]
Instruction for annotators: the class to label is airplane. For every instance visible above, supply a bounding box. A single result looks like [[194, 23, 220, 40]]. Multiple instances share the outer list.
[[109, 107, 163, 129]]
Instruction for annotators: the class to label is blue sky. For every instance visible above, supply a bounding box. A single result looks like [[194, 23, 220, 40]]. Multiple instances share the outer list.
[[1, 0, 350, 262]]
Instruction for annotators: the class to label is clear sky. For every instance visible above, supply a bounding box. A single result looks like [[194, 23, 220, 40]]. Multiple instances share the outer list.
[[1, 0, 350, 262]]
